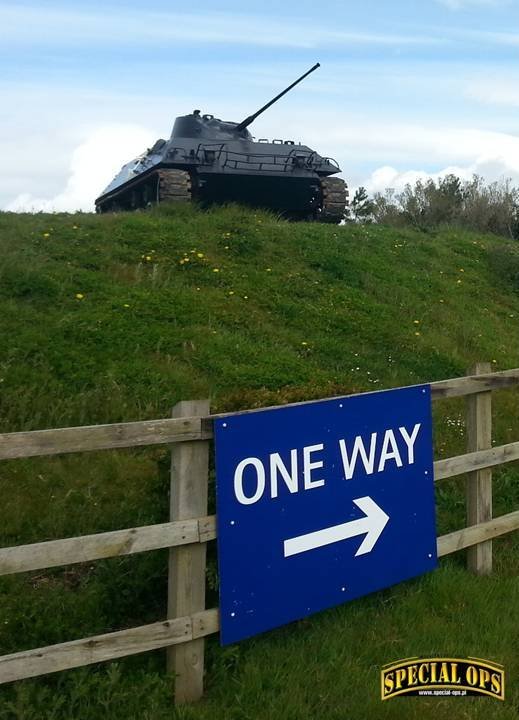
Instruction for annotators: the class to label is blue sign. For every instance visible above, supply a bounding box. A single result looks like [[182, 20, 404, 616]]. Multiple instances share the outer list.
[[215, 385, 437, 645]]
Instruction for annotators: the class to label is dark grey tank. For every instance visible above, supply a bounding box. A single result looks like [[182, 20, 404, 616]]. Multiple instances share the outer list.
[[95, 64, 348, 223]]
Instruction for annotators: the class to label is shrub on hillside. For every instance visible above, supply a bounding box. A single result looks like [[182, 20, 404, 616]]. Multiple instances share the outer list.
[[488, 244, 519, 291], [0, 265, 60, 300], [367, 174, 519, 239]]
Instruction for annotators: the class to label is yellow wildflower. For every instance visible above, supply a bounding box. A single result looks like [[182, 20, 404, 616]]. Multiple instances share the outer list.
[[228, 291, 235, 295], [75, 293, 84, 300], [213, 268, 220, 273], [197, 252, 204, 258], [414, 332, 420, 336], [123, 303, 130, 308], [413, 320, 420, 325], [43, 232, 50, 238]]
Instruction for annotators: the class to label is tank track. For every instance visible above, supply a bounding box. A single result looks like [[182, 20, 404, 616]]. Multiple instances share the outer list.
[[318, 177, 349, 224], [96, 169, 192, 212], [156, 169, 192, 205]]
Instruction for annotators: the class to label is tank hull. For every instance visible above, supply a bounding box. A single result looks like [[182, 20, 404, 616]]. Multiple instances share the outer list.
[[199, 172, 320, 214], [95, 112, 349, 221], [97, 164, 321, 213], [96, 164, 348, 222]]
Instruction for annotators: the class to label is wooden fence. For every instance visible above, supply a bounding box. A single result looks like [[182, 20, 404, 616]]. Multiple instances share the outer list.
[[1, 364, 519, 702]]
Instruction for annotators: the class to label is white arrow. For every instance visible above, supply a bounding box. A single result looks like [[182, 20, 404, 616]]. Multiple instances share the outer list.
[[283, 496, 389, 558]]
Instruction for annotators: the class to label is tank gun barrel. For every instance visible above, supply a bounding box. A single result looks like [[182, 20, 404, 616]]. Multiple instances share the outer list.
[[235, 63, 320, 133]]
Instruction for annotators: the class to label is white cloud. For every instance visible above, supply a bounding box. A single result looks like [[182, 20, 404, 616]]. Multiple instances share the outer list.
[[298, 119, 519, 179], [363, 153, 519, 196], [465, 77, 519, 107], [6, 125, 154, 213]]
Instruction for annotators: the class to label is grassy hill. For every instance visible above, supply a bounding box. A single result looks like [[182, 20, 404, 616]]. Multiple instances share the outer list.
[[1, 204, 519, 719]]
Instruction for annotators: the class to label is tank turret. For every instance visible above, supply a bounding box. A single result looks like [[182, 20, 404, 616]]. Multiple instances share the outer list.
[[171, 111, 253, 141], [95, 64, 348, 223]]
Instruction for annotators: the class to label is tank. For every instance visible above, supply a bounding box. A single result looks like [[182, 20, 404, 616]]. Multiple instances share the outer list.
[[95, 64, 349, 223]]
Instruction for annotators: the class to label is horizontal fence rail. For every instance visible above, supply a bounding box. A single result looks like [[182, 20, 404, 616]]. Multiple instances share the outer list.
[[0, 416, 212, 460], [429, 367, 519, 400], [434, 441, 519, 481], [1, 366, 519, 701], [3, 505, 518, 578], [438, 510, 519, 557], [0, 517, 217, 577], [3, 368, 519, 462], [0, 609, 219, 685]]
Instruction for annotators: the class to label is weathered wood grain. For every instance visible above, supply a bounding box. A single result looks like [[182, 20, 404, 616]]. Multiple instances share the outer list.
[[430, 368, 519, 399], [0, 516, 216, 576], [168, 400, 210, 703], [438, 511, 519, 557], [465, 363, 493, 574], [0, 609, 219, 685], [0, 417, 211, 460], [433, 441, 519, 481]]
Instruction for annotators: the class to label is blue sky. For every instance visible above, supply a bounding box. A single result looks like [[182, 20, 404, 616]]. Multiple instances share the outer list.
[[1, 0, 518, 210]]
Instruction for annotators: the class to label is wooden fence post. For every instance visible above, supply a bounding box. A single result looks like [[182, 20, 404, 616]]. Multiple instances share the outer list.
[[466, 363, 492, 575], [168, 399, 210, 703]]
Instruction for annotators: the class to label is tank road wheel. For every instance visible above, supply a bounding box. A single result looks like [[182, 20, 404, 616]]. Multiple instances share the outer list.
[[157, 169, 192, 205], [318, 177, 349, 224]]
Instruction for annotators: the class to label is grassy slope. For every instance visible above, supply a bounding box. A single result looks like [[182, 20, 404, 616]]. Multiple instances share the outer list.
[[1, 205, 519, 719]]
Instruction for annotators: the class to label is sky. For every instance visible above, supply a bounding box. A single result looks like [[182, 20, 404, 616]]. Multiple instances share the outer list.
[[1, 0, 518, 212]]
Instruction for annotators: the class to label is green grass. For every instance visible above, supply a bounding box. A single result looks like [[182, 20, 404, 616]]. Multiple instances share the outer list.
[[1, 204, 519, 718]]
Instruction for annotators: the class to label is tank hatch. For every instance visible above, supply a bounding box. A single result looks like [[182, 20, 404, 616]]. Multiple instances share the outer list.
[[172, 110, 253, 141]]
